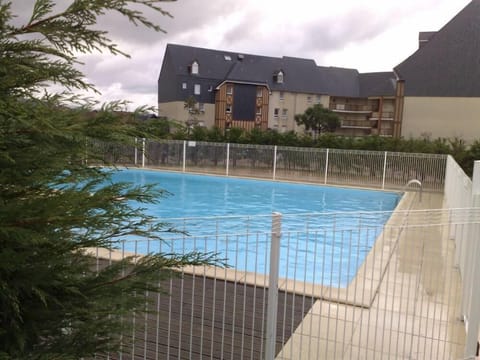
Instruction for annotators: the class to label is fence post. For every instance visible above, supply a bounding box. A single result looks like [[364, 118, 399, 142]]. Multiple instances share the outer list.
[[273, 146, 277, 180], [134, 137, 138, 166], [141, 138, 146, 168], [265, 212, 282, 360], [464, 161, 480, 358], [382, 151, 388, 190], [84, 137, 88, 165], [324, 148, 329, 185], [182, 140, 186, 173], [226, 143, 230, 176]]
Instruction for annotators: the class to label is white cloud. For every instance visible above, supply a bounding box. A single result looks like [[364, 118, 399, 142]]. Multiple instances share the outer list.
[[7, 0, 473, 110]]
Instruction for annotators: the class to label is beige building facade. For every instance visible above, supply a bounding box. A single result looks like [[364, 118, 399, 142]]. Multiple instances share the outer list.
[[401, 97, 480, 142], [158, 101, 216, 128], [268, 91, 330, 133]]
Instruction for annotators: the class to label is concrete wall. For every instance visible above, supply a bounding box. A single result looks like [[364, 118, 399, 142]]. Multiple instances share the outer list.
[[158, 101, 216, 128], [402, 97, 480, 142]]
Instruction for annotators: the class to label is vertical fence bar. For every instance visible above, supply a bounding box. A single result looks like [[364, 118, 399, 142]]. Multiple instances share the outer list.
[[182, 140, 186, 173], [324, 148, 329, 185], [134, 137, 138, 166], [84, 137, 88, 165], [382, 151, 388, 190], [141, 138, 146, 168], [464, 161, 480, 358], [273, 145, 277, 180], [226, 143, 230, 176], [265, 212, 282, 360]]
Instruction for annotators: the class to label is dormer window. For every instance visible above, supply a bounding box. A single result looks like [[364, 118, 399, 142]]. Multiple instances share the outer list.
[[189, 60, 199, 75], [273, 70, 284, 84], [277, 71, 284, 83]]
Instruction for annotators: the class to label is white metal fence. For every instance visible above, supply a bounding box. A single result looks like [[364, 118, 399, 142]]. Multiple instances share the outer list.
[[90, 139, 447, 192], [444, 157, 480, 358], [93, 202, 480, 359], [88, 140, 480, 359]]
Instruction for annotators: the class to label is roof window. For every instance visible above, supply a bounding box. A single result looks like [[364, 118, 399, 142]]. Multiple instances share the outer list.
[[224, 55, 232, 61], [274, 70, 284, 84], [194, 84, 201, 95], [189, 60, 199, 75]]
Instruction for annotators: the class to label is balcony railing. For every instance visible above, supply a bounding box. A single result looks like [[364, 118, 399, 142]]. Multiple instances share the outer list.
[[331, 104, 375, 113]]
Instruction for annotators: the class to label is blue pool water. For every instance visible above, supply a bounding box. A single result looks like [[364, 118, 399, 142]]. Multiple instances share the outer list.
[[110, 169, 401, 287]]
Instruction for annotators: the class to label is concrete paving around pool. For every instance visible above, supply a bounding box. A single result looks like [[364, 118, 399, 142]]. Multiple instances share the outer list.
[[276, 192, 466, 359]]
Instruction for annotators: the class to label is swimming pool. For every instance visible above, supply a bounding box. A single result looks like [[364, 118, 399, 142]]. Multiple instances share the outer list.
[[110, 169, 401, 287]]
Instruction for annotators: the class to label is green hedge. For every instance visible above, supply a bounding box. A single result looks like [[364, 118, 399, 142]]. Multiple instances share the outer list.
[[141, 122, 479, 177]]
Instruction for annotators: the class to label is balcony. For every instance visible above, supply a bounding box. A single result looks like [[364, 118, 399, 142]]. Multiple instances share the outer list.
[[370, 111, 395, 121], [340, 119, 372, 129], [331, 103, 375, 114]]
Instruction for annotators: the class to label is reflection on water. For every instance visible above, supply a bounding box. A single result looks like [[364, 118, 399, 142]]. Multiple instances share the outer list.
[[109, 169, 401, 287]]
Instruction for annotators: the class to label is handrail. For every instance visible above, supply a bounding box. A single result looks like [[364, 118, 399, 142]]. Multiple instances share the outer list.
[[404, 179, 423, 202]]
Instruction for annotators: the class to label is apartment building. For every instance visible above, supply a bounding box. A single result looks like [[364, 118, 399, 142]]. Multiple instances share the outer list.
[[158, 44, 400, 137], [158, 1, 480, 141]]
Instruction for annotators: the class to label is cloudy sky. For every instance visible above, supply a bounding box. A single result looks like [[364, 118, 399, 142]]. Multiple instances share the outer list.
[[13, 0, 472, 110]]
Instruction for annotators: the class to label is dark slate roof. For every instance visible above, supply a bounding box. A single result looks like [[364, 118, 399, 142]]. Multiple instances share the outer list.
[[395, 0, 480, 97], [225, 53, 283, 86], [418, 31, 437, 47], [279, 57, 326, 93], [159, 43, 394, 101], [317, 66, 360, 97], [162, 44, 240, 82], [359, 72, 397, 97]]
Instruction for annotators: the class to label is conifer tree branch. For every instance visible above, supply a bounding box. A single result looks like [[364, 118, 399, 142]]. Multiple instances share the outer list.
[[0, 1, 221, 358]]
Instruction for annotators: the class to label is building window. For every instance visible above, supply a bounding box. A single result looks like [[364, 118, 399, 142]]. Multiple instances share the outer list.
[[194, 84, 201, 95], [208, 85, 213, 92], [256, 107, 262, 115], [226, 105, 232, 113], [226, 84, 233, 95], [277, 70, 284, 83], [282, 108, 288, 120], [191, 61, 199, 75], [199, 103, 205, 113], [307, 96, 312, 104], [182, 82, 187, 90], [274, 108, 279, 118], [257, 88, 263, 98], [224, 55, 232, 61], [316, 95, 321, 104], [279, 91, 284, 100], [274, 70, 284, 84]]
